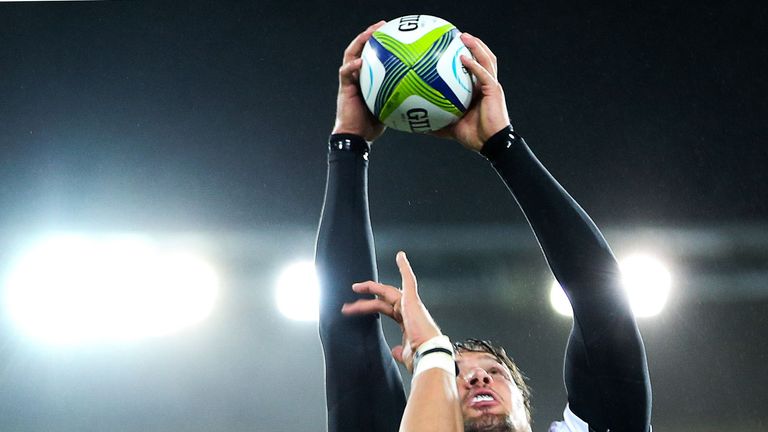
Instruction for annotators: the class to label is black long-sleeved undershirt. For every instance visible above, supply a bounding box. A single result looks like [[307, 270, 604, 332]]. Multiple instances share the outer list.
[[315, 135, 406, 432], [482, 126, 651, 432], [316, 129, 651, 432]]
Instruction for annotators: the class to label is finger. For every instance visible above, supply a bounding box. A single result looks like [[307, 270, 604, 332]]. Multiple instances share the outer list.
[[342, 299, 397, 319], [343, 20, 386, 64], [392, 299, 403, 322], [468, 34, 498, 76], [391, 345, 405, 364], [460, 33, 495, 77], [461, 33, 496, 79], [460, 54, 499, 89], [338, 57, 363, 85], [352, 280, 402, 304], [395, 251, 419, 300]]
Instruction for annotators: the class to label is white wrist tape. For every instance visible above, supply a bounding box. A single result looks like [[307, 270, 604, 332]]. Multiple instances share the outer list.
[[412, 335, 457, 378], [413, 351, 456, 378]]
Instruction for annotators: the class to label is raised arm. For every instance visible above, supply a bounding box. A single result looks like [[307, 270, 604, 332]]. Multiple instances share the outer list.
[[443, 34, 652, 432], [343, 252, 464, 432], [315, 21, 405, 432]]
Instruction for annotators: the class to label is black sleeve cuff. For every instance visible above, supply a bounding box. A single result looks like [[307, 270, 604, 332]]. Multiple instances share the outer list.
[[329, 133, 370, 155], [480, 125, 523, 163]]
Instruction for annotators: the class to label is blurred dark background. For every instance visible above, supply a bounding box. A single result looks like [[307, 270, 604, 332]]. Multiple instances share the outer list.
[[0, 1, 766, 431]]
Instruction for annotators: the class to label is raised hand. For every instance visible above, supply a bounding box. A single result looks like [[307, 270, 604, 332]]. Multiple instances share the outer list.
[[332, 21, 387, 142], [341, 251, 442, 373], [432, 33, 511, 151]]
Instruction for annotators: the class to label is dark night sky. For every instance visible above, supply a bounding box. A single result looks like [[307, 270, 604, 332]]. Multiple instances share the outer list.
[[1, 1, 766, 233]]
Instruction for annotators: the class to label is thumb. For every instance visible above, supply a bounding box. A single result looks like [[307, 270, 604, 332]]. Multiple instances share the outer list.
[[391, 345, 405, 364], [428, 125, 455, 140]]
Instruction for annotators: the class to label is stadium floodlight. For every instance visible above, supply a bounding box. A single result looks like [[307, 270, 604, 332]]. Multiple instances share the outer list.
[[3, 234, 219, 345], [549, 252, 672, 318], [620, 253, 672, 318], [275, 260, 319, 322]]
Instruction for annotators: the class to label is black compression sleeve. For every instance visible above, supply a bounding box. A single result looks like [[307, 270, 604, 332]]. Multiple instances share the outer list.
[[482, 127, 651, 432], [315, 134, 406, 432]]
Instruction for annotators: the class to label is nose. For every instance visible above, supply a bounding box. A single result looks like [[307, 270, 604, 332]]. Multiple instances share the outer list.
[[464, 368, 493, 387]]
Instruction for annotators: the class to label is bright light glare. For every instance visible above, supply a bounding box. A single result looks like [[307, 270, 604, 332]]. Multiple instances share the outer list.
[[3, 234, 219, 345], [549, 253, 672, 318], [549, 280, 574, 317], [275, 261, 319, 322], [620, 253, 672, 317]]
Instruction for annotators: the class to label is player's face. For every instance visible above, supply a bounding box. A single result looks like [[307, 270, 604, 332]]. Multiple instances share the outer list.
[[456, 351, 529, 431]]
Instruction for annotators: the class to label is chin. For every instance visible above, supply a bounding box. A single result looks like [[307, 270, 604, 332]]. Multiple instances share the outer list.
[[463, 413, 515, 432]]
